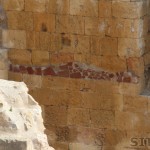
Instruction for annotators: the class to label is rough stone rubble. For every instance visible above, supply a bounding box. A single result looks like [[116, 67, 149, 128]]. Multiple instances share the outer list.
[[0, 79, 54, 150]]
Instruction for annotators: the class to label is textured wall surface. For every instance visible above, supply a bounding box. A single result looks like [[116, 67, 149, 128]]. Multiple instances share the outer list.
[[1, 0, 150, 149], [0, 2, 8, 79]]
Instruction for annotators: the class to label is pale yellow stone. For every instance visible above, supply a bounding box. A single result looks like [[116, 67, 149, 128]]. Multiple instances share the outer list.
[[70, 0, 98, 17], [3, 0, 24, 11], [2, 30, 26, 49], [8, 49, 31, 65], [32, 51, 50, 65]]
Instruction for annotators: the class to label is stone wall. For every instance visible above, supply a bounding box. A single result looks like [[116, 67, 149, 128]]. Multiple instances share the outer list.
[[0, 79, 54, 150], [0, 1, 8, 79], [1, 0, 150, 149]]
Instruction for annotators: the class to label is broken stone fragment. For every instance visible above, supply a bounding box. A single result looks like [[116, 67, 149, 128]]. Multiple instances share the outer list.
[[0, 79, 54, 150]]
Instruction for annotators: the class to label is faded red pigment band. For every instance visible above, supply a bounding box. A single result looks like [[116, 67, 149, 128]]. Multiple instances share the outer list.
[[9, 62, 139, 83]]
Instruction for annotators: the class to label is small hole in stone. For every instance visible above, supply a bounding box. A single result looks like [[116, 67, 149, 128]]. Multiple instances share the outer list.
[[41, 23, 47, 32]]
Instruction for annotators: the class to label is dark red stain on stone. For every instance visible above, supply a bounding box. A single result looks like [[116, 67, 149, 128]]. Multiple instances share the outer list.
[[43, 67, 56, 76], [19, 66, 27, 74], [27, 67, 34, 74], [35, 67, 42, 75], [9, 62, 139, 84]]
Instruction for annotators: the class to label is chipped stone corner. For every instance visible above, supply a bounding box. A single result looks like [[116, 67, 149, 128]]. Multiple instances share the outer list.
[[0, 79, 54, 150]]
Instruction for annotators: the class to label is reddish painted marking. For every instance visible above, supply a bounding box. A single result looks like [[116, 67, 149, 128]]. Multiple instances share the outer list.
[[9, 62, 139, 83]]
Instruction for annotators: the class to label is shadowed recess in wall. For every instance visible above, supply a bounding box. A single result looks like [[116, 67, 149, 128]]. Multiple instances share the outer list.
[[9, 62, 139, 83]]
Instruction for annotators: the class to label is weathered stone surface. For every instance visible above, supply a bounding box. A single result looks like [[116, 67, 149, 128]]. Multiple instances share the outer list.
[[70, 0, 98, 17], [2, 0, 24, 11], [0, 49, 8, 80], [2, 30, 26, 49], [1, 0, 150, 150], [0, 80, 54, 150], [0, 140, 27, 150]]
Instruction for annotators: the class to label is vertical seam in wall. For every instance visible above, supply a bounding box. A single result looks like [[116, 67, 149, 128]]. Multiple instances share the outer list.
[[23, 0, 25, 11]]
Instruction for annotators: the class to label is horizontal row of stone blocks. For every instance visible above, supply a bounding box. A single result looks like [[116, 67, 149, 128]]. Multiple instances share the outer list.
[[2, 0, 149, 18], [3, 30, 145, 57], [6, 13, 148, 37]]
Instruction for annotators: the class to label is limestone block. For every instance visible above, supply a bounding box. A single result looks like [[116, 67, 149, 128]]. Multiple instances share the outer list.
[[127, 57, 144, 76], [53, 126, 69, 142], [112, 1, 145, 19], [32, 51, 50, 65], [44, 106, 67, 126], [82, 93, 123, 110], [26, 32, 40, 50], [90, 110, 115, 128], [123, 95, 148, 113], [115, 111, 145, 131], [30, 88, 68, 106], [104, 130, 126, 146], [50, 34, 62, 52], [119, 82, 142, 96], [41, 76, 70, 90], [99, 1, 112, 17], [0, 58, 7, 70], [2, 30, 26, 49], [118, 38, 145, 57], [8, 49, 31, 65], [3, 0, 24, 11], [94, 80, 120, 94], [71, 35, 90, 54], [50, 53, 74, 64], [67, 78, 95, 92], [0, 49, 8, 70], [0, 79, 54, 150], [74, 54, 91, 64], [106, 18, 143, 38], [70, 0, 98, 17], [56, 15, 84, 34], [68, 126, 105, 146], [52, 142, 68, 150], [89, 55, 101, 68], [90, 36, 101, 55], [60, 34, 90, 53], [8, 71, 23, 82], [85, 17, 106, 36], [47, 0, 69, 14], [6, 11, 33, 31], [69, 143, 102, 150], [67, 108, 90, 126], [25, 0, 47, 12], [101, 56, 127, 72], [29, 88, 49, 105], [101, 37, 118, 56], [34, 13, 55, 32], [58, 34, 72, 53], [0, 70, 8, 80], [23, 74, 42, 88], [39, 32, 51, 51], [67, 91, 83, 108]]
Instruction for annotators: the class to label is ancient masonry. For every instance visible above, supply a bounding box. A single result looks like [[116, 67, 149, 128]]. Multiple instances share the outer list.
[[0, 0, 150, 150]]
